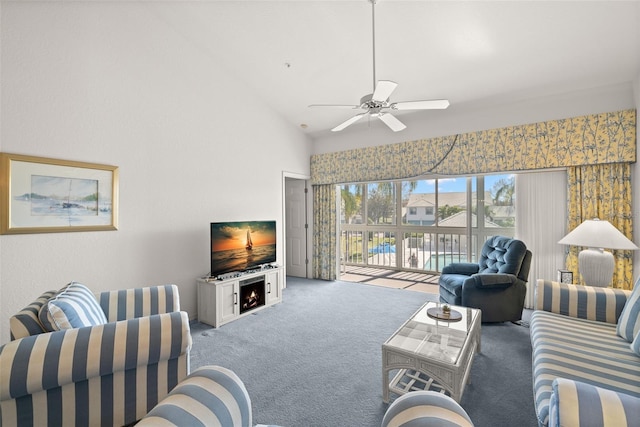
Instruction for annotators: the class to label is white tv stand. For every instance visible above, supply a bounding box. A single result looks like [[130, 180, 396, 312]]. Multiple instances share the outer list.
[[197, 265, 283, 328]]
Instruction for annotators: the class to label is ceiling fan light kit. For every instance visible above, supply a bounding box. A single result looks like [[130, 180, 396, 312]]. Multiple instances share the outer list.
[[309, 0, 450, 132]]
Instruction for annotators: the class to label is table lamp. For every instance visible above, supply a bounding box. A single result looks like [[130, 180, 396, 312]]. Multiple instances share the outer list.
[[558, 218, 638, 287]]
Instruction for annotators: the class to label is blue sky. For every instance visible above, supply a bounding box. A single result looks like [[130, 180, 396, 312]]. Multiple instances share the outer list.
[[414, 174, 513, 193]]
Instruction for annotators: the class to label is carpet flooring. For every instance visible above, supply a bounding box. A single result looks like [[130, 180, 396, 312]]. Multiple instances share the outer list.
[[190, 277, 537, 427]]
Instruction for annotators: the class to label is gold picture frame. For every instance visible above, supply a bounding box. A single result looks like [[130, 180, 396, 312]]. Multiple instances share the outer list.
[[0, 153, 119, 234]]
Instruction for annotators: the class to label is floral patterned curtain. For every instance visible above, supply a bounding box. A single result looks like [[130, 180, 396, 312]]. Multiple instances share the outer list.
[[565, 163, 634, 289], [312, 184, 337, 280], [311, 109, 636, 185]]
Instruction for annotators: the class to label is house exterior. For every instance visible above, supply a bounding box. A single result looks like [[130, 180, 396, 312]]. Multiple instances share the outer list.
[[405, 192, 493, 225]]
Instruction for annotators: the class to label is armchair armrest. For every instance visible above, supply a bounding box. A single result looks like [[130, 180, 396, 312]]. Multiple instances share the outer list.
[[441, 262, 479, 276], [0, 311, 191, 401], [137, 366, 253, 427], [382, 390, 473, 427], [534, 280, 630, 324], [98, 284, 181, 322], [549, 378, 640, 427], [466, 273, 519, 289]]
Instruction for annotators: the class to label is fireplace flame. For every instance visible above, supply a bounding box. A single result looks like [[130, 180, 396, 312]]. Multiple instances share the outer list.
[[243, 290, 260, 310], [240, 281, 265, 314]]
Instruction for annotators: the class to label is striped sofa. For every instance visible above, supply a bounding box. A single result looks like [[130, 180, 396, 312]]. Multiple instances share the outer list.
[[0, 284, 192, 427], [530, 280, 640, 427]]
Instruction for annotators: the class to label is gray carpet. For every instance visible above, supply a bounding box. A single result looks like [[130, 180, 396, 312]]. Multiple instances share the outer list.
[[190, 277, 537, 427]]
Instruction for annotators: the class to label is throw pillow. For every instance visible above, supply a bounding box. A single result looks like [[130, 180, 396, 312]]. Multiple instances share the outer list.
[[38, 298, 57, 331], [38, 285, 70, 331], [617, 279, 640, 342], [39, 282, 107, 331]]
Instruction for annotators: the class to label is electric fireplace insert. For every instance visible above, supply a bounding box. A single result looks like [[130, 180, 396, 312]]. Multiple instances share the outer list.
[[239, 275, 266, 314]]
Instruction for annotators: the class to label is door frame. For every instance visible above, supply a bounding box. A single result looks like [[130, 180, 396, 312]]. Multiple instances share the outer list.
[[282, 171, 311, 281]]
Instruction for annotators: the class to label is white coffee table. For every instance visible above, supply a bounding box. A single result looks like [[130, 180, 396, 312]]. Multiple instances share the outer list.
[[382, 301, 481, 403]]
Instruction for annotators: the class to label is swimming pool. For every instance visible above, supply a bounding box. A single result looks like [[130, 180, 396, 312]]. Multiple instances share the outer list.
[[422, 253, 473, 271]]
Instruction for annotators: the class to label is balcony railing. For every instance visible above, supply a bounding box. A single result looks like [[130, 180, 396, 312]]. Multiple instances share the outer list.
[[340, 228, 512, 273]]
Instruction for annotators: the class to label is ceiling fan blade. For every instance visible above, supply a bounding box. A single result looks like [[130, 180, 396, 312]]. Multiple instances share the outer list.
[[372, 80, 398, 102], [378, 113, 406, 132], [331, 113, 367, 132], [392, 99, 450, 110], [308, 104, 360, 109]]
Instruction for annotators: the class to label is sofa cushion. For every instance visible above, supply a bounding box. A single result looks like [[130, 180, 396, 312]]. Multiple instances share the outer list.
[[632, 331, 640, 357], [39, 282, 107, 330], [438, 274, 468, 296], [530, 310, 640, 426], [617, 280, 640, 342], [534, 280, 628, 324], [548, 378, 640, 427]]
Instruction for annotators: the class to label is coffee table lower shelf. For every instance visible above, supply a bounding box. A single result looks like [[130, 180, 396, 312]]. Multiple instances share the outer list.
[[388, 369, 448, 397]]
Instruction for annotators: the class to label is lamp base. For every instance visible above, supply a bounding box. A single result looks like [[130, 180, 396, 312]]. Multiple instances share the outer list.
[[578, 248, 614, 287]]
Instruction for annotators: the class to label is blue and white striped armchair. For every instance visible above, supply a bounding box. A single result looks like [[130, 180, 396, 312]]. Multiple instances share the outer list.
[[382, 391, 474, 427], [0, 284, 192, 427]]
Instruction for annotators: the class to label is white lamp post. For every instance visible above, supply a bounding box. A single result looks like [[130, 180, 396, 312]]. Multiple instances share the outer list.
[[558, 218, 638, 287]]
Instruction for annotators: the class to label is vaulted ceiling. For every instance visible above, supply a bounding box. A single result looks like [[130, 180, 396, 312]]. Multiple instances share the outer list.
[[150, 1, 640, 139]]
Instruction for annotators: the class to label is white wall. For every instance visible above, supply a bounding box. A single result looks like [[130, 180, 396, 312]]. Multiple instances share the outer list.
[[0, 2, 311, 343], [312, 82, 636, 154]]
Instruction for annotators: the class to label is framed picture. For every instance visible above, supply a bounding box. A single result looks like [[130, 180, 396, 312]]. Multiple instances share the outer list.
[[0, 153, 119, 234]]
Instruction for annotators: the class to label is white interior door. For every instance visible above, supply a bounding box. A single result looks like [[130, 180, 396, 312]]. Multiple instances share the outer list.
[[285, 177, 308, 277]]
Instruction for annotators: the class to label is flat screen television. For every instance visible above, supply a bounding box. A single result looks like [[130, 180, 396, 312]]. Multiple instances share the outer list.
[[210, 220, 277, 277]]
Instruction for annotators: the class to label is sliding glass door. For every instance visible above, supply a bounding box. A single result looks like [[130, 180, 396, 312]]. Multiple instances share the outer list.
[[339, 174, 515, 274]]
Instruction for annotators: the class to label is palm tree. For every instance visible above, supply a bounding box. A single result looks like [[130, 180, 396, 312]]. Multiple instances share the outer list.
[[341, 184, 363, 224], [401, 180, 420, 203], [472, 205, 494, 222], [492, 177, 515, 206], [438, 204, 463, 220]]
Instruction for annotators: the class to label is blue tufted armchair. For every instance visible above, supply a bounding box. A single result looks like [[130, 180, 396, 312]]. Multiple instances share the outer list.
[[438, 236, 532, 322]]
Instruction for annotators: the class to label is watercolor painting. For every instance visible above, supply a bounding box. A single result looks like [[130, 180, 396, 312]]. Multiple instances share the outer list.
[[1, 153, 119, 234]]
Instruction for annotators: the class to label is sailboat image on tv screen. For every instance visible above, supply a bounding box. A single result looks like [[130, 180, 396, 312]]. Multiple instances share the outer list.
[[245, 228, 253, 250], [210, 221, 276, 276]]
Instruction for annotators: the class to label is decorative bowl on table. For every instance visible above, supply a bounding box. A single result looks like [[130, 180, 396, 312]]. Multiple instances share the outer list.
[[427, 305, 463, 322]]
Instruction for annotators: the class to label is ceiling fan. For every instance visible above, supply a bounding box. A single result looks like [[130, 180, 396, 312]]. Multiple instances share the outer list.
[[309, 0, 450, 132]]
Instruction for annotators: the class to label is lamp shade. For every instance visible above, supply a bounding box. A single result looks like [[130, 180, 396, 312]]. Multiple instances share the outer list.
[[558, 219, 638, 250]]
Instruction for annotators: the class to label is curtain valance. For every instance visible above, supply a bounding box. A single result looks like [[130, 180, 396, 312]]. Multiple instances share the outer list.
[[311, 109, 636, 185]]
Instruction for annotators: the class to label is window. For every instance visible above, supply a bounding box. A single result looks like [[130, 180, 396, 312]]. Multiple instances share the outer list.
[[486, 175, 516, 227], [340, 184, 364, 224], [402, 179, 435, 226], [367, 183, 396, 225], [437, 177, 471, 227], [339, 174, 515, 274]]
